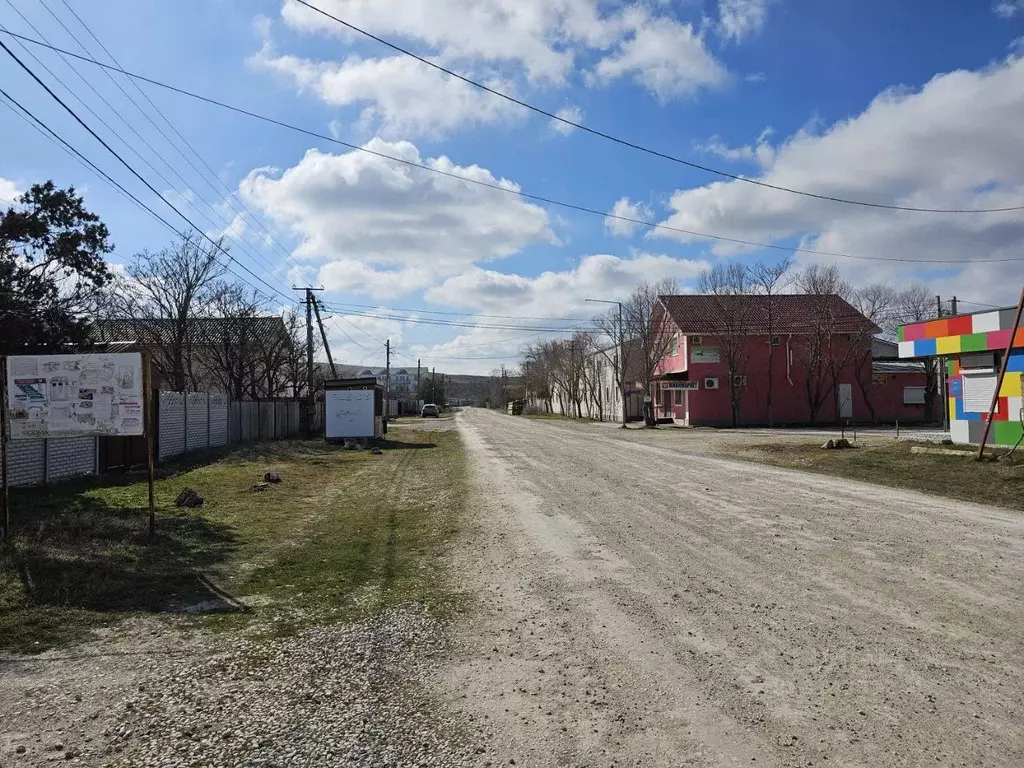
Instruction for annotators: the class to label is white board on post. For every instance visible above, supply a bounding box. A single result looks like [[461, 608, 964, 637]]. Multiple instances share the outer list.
[[325, 389, 375, 440], [5, 353, 144, 440]]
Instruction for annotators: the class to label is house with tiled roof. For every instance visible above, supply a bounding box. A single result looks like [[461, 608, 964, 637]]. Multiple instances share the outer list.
[[652, 294, 928, 426]]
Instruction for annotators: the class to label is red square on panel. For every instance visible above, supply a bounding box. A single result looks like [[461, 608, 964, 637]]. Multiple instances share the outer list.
[[947, 315, 974, 336], [902, 322, 927, 342], [988, 330, 1012, 350]]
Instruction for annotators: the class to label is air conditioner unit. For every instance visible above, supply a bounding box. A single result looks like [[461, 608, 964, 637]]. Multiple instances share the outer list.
[[703, 377, 719, 390], [732, 374, 747, 387], [691, 335, 703, 346]]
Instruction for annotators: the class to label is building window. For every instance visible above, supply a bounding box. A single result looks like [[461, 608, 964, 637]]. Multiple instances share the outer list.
[[671, 334, 679, 356], [674, 389, 682, 406]]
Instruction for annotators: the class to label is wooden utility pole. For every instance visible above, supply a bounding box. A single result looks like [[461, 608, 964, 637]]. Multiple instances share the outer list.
[[142, 353, 156, 540], [978, 286, 1024, 459], [1, 356, 9, 545], [311, 298, 337, 379], [417, 359, 421, 400], [385, 339, 391, 419], [292, 286, 323, 433], [431, 367, 436, 403]]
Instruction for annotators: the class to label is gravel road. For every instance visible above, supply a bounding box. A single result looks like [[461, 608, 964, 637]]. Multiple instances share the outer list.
[[445, 408, 1024, 767]]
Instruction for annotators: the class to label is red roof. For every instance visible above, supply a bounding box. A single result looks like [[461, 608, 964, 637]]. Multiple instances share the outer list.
[[658, 294, 879, 336]]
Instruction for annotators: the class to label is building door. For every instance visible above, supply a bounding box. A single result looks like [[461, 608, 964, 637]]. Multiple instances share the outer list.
[[837, 383, 853, 420]]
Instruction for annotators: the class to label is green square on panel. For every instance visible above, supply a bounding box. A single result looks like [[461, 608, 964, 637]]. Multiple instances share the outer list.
[[993, 420, 1024, 446], [947, 359, 956, 375], [897, 326, 905, 342], [960, 333, 989, 352]]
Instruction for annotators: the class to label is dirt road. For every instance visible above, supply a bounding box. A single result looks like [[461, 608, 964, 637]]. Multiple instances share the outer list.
[[445, 408, 1024, 767]]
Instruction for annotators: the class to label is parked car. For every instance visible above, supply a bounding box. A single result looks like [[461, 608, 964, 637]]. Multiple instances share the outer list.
[[421, 403, 439, 418]]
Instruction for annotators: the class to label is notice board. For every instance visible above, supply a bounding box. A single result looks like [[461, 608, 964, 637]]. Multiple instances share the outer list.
[[325, 389, 375, 439], [5, 353, 144, 439]]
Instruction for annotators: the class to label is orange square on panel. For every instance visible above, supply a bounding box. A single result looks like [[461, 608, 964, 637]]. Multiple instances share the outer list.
[[928, 319, 949, 339], [1015, 328, 1024, 348]]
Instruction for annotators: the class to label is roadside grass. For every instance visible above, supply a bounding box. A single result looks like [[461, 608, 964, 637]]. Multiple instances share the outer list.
[[0, 429, 466, 654], [727, 440, 1024, 511], [521, 412, 598, 423]]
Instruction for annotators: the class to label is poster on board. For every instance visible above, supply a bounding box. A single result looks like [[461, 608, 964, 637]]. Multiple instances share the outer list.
[[325, 389, 375, 439], [5, 353, 144, 439]]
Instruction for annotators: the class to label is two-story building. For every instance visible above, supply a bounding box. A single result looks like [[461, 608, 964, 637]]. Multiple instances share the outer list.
[[653, 294, 930, 426]]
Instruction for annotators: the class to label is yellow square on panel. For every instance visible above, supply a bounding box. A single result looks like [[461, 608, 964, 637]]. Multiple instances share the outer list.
[[1000, 376, 1023, 397], [936, 336, 960, 355], [948, 397, 956, 420]]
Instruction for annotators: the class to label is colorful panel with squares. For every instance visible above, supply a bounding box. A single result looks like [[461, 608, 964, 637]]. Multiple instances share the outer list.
[[898, 309, 1024, 360]]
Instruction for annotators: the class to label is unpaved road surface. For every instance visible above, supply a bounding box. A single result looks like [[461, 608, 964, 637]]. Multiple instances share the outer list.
[[446, 408, 1024, 767]]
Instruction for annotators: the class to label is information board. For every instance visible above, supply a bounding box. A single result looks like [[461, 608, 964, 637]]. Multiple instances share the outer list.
[[325, 389, 375, 439], [5, 353, 144, 439]]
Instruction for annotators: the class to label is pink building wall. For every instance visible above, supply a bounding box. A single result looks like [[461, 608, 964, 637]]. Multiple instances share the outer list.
[[653, 332, 928, 426]]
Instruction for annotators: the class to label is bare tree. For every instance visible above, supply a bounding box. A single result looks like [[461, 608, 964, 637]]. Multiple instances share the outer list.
[[110, 233, 225, 391], [851, 284, 897, 423], [624, 278, 679, 426], [695, 264, 756, 427], [891, 284, 942, 422], [282, 309, 319, 400], [199, 284, 264, 400], [794, 265, 850, 424], [521, 345, 554, 412], [750, 258, 793, 426]]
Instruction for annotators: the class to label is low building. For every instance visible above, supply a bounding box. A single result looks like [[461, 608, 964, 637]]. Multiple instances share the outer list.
[[653, 294, 930, 426], [898, 306, 1023, 445]]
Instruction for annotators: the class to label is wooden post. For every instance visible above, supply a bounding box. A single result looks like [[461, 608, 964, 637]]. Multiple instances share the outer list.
[[1, 356, 10, 546], [143, 354, 156, 539], [978, 286, 1024, 459]]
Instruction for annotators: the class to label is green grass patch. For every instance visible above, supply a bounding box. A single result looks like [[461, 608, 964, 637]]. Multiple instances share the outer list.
[[0, 430, 466, 654], [726, 440, 1024, 511]]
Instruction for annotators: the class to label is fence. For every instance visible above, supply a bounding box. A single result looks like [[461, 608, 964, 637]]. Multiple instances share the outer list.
[[8, 391, 304, 487]]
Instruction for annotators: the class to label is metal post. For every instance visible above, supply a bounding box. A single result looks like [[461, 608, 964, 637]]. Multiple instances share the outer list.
[[305, 289, 314, 433], [143, 354, 156, 540], [978, 285, 1024, 459], [385, 339, 391, 419], [1, 356, 10, 545]]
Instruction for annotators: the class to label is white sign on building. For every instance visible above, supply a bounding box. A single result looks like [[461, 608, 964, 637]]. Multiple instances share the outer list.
[[5, 353, 144, 440], [690, 345, 720, 364], [325, 389, 375, 439]]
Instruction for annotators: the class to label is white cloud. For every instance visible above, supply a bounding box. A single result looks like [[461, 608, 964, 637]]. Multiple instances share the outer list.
[[994, 1, 1024, 18], [651, 54, 1024, 293], [0, 177, 21, 203], [696, 127, 775, 166], [250, 46, 525, 138], [606, 197, 654, 237], [239, 138, 555, 298], [593, 11, 727, 101], [718, 0, 772, 42], [551, 106, 583, 135], [425, 252, 710, 318]]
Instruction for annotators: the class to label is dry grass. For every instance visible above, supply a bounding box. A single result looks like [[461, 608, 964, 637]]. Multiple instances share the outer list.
[[0, 430, 466, 654], [723, 440, 1024, 511]]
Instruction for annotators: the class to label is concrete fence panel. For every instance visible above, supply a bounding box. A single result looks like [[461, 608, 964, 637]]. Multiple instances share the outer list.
[[186, 393, 209, 453], [158, 391, 186, 460], [209, 394, 229, 447]]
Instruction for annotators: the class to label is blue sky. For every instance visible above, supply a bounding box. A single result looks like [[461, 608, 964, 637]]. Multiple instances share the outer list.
[[2, 0, 1023, 372]]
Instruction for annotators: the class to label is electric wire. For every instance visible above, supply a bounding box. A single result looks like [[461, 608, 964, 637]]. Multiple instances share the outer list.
[[2, 30, 1020, 265], [290, 0, 1024, 215]]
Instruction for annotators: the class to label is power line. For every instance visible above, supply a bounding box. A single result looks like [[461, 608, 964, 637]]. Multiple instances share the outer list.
[[0, 8, 284, 281], [47, 0, 302, 274], [0, 40, 295, 307], [320, 300, 592, 323], [289, 0, 1024, 216], [0, 84, 285, 308], [319, 306, 594, 333], [2, 31, 1020, 266]]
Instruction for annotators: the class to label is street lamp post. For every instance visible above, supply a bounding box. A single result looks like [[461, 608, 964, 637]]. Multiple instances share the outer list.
[[585, 298, 627, 428]]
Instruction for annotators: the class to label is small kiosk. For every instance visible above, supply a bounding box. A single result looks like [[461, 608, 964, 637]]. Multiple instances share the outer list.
[[323, 377, 385, 442]]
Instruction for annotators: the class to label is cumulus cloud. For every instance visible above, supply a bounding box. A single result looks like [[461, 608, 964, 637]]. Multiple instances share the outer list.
[[269, 0, 729, 134], [551, 106, 583, 135], [239, 138, 555, 298], [696, 127, 775, 167], [718, 0, 773, 42], [652, 54, 1024, 293], [593, 11, 727, 101], [0, 177, 21, 202], [250, 46, 525, 138], [994, 1, 1024, 18], [605, 197, 654, 237]]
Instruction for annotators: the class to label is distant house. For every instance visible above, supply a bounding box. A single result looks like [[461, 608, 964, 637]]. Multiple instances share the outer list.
[[355, 367, 417, 396], [652, 294, 928, 426], [549, 340, 646, 422], [95, 316, 295, 397]]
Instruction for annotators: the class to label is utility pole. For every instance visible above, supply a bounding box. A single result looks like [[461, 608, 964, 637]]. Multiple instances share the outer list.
[[431, 367, 436, 403], [293, 286, 324, 433], [951, 296, 958, 316], [311, 298, 337, 379], [417, 358, 421, 402], [385, 339, 391, 420]]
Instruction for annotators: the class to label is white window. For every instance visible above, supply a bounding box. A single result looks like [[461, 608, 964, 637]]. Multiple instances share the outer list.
[[672, 334, 679, 356], [962, 373, 996, 413], [903, 386, 926, 405]]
